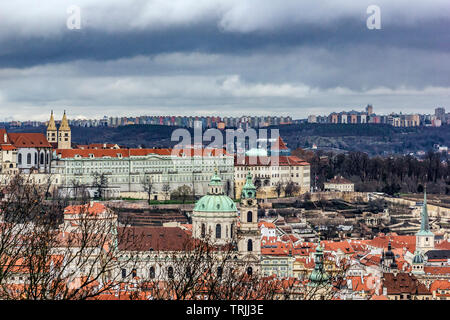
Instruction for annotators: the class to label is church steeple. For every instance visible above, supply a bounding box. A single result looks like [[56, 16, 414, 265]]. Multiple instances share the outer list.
[[416, 187, 434, 253], [241, 171, 256, 199], [46, 110, 57, 144], [57, 110, 71, 149], [309, 237, 330, 286], [47, 110, 57, 131], [419, 187, 431, 234], [59, 110, 71, 131]]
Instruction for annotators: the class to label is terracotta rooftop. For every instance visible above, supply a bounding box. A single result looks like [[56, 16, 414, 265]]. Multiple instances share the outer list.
[[382, 273, 431, 295], [234, 155, 309, 166], [8, 133, 52, 148]]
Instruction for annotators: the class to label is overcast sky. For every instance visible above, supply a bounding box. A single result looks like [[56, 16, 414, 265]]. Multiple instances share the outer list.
[[0, 0, 449, 121]]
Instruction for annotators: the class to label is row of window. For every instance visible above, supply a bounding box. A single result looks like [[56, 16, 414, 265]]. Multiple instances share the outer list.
[[121, 266, 254, 279], [18, 152, 50, 166]]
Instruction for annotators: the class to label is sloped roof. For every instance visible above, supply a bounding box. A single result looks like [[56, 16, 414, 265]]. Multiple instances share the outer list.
[[118, 226, 192, 252], [234, 155, 309, 166], [382, 273, 431, 295], [8, 133, 52, 148], [326, 175, 353, 184]]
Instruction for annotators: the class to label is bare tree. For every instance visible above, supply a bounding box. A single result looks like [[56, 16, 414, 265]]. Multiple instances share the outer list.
[[141, 175, 154, 202], [170, 185, 193, 204], [127, 234, 291, 300], [162, 183, 171, 200], [92, 172, 109, 200], [0, 173, 140, 300], [275, 181, 284, 198], [284, 181, 300, 197]]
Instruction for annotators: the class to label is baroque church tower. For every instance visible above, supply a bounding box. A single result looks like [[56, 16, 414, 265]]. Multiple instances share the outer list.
[[57, 110, 71, 149], [237, 172, 261, 274]]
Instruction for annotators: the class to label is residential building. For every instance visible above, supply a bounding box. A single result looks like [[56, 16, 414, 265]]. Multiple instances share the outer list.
[[324, 175, 354, 192]]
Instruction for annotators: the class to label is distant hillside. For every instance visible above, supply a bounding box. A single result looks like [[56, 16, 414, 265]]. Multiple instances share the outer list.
[[6, 123, 450, 155], [274, 123, 450, 156]]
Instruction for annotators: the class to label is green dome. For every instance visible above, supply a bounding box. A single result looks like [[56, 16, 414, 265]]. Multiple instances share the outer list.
[[309, 269, 330, 283], [193, 169, 237, 213], [194, 194, 237, 212], [412, 251, 424, 264]]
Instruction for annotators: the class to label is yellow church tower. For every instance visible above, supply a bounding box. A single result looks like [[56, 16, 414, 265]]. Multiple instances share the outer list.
[[46, 110, 58, 144], [57, 110, 71, 149]]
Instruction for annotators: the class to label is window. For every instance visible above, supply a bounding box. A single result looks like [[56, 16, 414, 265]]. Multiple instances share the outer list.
[[168, 266, 174, 279], [217, 267, 223, 278], [40, 153, 44, 165], [201, 223, 206, 238], [27, 153, 31, 165], [247, 239, 253, 252], [247, 267, 253, 276], [149, 267, 155, 279], [34, 153, 37, 164], [186, 266, 192, 278], [121, 269, 126, 278], [18, 153, 22, 165], [132, 268, 137, 278], [216, 224, 222, 239], [247, 211, 253, 223]]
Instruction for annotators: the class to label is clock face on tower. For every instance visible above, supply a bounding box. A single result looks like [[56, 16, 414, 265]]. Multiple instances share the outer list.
[[247, 199, 253, 206]]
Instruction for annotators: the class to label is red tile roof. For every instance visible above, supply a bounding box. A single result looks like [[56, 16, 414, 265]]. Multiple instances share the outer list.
[[118, 226, 192, 252], [8, 133, 52, 148], [64, 202, 108, 216], [235, 155, 309, 166], [382, 273, 431, 295], [0, 145, 16, 151], [430, 280, 450, 292]]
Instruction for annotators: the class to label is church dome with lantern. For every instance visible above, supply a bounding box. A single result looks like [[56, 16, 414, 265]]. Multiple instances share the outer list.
[[191, 170, 238, 244], [193, 171, 237, 213]]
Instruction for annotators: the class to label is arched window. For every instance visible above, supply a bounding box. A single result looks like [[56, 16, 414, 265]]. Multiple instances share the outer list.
[[149, 267, 155, 279], [247, 211, 253, 223], [168, 266, 174, 279], [217, 267, 223, 278], [40, 153, 44, 165], [201, 223, 206, 238], [216, 224, 222, 239], [247, 267, 253, 276], [230, 224, 234, 238], [34, 153, 37, 164], [18, 154, 22, 165], [186, 266, 192, 278], [46, 153, 49, 164], [27, 153, 31, 165], [247, 239, 253, 252]]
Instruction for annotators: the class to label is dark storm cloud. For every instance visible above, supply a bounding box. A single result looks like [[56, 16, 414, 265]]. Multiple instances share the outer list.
[[0, 0, 449, 120], [1, 17, 449, 69]]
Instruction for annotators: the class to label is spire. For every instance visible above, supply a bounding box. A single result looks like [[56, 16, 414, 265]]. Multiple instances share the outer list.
[[417, 187, 433, 236], [420, 187, 430, 232], [59, 110, 71, 131], [47, 110, 57, 131]]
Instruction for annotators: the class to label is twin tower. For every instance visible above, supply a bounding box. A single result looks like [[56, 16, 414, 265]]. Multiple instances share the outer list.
[[46, 111, 71, 149]]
